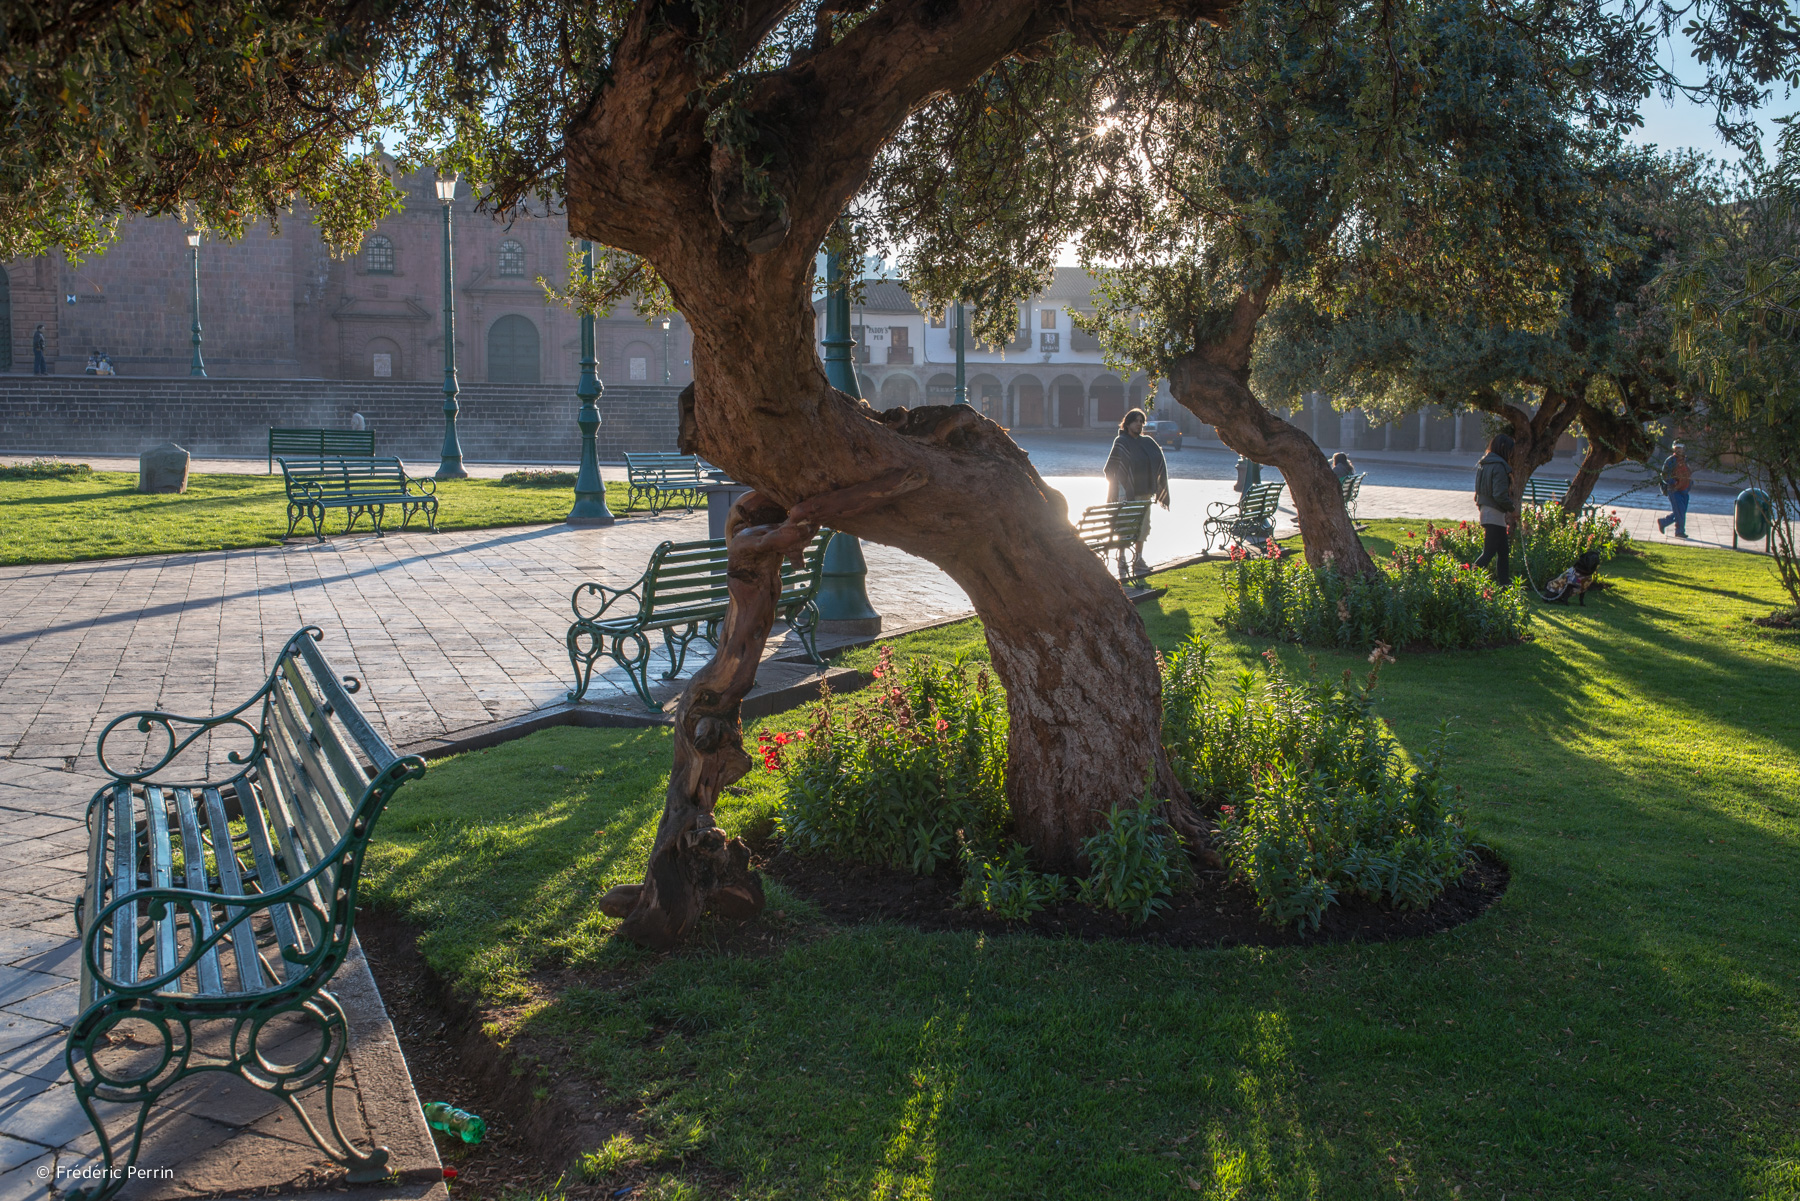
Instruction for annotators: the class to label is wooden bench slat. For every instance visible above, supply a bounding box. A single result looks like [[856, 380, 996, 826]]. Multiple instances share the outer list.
[[260, 725, 337, 909], [237, 777, 309, 983], [173, 788, 225, 996], [271, 682, 355, 841], [294, 634, 397, 774], [278, 658, 369, 798], [145, 788, 180, 983], [110, 784, 138, 988], [202, 786, 266, 993]]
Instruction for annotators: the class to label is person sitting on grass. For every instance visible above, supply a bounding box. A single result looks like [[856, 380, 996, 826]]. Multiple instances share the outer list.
[[1104, 407, 1170, 579], [1472, 433, 1516, 586]]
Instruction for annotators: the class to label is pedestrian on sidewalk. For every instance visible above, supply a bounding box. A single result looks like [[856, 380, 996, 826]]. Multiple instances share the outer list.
[[1472, 433, 1515, 586], [1657, 442, 1692, 538], [1330, 452, 1355, 480], [1105, 407, 1170, 578], [31, 325, 47, 374]]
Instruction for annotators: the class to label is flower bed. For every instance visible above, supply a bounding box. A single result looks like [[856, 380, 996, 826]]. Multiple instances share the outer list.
[[1222, 538, 1531, 651], [1426, 504, 1633, 587]]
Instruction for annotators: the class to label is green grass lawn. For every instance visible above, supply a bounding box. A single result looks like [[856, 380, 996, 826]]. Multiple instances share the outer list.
[[362, 523, 1800, 1200], [0, 471, 635, 564]]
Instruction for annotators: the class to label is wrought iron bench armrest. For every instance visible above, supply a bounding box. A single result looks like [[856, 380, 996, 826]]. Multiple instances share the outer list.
[[571, 579, 643, 623]]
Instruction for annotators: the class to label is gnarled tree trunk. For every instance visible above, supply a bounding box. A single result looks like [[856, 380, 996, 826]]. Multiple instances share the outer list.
[[1564, 398, 1655, 512], [1168, 281, 1378, 575], [1469, 384, 1583, 508], [562, 1, 1228, 934]]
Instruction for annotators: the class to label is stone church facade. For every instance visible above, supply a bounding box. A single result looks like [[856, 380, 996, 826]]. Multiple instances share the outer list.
[[0, 167, 692, 389]]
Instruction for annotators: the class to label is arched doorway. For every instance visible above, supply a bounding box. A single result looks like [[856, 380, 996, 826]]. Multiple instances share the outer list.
[[879, 373, 920, 409], [1012, 374, 1045, 427], [856, 372, 877, 399], [970, 373, 1003, 422], [926, 373, 956, 404], [0, 265, 11, 372], [1091, 373, 1126, 425], [487, 314, 540, 383], [1052, 374, 1086, 428]]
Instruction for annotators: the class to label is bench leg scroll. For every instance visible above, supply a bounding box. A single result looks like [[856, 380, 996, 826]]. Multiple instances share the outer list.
[[601, 471, 926, 949]]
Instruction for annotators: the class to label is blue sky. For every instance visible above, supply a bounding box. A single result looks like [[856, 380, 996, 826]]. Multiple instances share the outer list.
[[1628, 27, 1791, 160]]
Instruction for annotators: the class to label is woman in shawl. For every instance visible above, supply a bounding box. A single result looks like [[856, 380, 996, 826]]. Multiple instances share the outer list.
[[1103, 408, 1171, 577]]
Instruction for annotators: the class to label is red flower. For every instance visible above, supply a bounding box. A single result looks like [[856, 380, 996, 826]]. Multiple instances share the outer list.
[[773, 733, 789, 746], [1219, 804, 1236, 818], [934, 718, 949, 732], [1406, 530, 1415, 538], [871, 665, 885, 679], [1460, 563, 1471, 572]]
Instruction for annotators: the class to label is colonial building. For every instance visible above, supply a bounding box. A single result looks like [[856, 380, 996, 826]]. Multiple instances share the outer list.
[[0, 166, 693, 389], [819, 268, 1156, 429]]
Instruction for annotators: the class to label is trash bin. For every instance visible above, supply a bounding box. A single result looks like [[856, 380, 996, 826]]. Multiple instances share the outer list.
[[1735, 487, 1772, 550]]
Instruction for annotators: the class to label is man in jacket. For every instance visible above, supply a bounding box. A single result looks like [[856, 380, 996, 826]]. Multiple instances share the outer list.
[[1657, 442, 1692, 539], [31, 325, 46, 375], [1472, 433, 1516, 586]]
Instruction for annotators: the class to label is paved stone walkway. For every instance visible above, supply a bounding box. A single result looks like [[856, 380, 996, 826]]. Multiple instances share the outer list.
[[0, 466, 1758, 1200]]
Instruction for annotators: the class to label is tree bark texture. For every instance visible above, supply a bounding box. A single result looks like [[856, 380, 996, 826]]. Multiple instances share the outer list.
[[1563, 399, 1655, 512], [561, 1, 1229, 897], [1167, 281, 1379, 575], [1470, 385, 1582, 508], [599, 475, 926, 948]]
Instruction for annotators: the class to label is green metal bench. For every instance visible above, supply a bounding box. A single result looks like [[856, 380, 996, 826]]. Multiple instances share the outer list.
[[268, 428, 375, 474], [1521, 475, 1597, 517], [568, 530, 831, 708], [1205, 481, 1286, 552], [1076, 502, 1152, 578], [1339, 472, 1366, 522], [68, 628, 425, 1200], [623, 452, 705, 515], [278, 455, 438, 541]]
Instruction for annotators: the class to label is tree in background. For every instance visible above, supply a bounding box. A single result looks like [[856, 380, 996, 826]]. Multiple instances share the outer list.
[[1669, 126, 1800, 615], [1256, 150, 1717, 514]]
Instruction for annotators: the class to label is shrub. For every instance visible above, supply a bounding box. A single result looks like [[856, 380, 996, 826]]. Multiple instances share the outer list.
[[1222, 538, 1532, 650], [1515, 503, 1633, 585], [958, 843, 1069, 920], [1077, 796, 1188, 925], [0, 459, 92, 481], [499, 468, 578, 486], [772, 647, 1008, 875], [1162, 636, 1475, 929]]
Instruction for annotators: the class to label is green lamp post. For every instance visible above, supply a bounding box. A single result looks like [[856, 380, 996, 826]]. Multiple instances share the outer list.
[[435, 170, 469, 481], [953, 300, 967, 405], [186, 229, 206, 378], [567, 241, 616, 526], [816, 248, 882, 635]]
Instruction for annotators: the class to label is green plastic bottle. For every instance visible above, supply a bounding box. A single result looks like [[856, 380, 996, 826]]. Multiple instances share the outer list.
[[423, 1102, 486, 1144]]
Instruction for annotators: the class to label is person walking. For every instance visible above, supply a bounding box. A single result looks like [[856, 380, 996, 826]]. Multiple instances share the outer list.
[[31, 325, 47, 375], [1104, 407, 1171, 578], [1472, 433, 1515, 586], [1657, 442, 1692, 538], [1330, 452, 1355, 480]]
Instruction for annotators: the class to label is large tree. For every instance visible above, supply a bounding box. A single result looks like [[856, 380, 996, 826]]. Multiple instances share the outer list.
[[1255, 150, 1717, 514]]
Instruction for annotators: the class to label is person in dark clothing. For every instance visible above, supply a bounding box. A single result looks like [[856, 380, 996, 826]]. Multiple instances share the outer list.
[[1104, 407, 1171, 577], [1657, 442, 1692, 538], [31, 325, 47, 375], [1330, 452, 1355, 480], [1472, 433, 1516, 585]]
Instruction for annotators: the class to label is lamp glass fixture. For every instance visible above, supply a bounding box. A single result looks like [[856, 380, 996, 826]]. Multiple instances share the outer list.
[[434, 172, 458, 202], [661, 317, 671, 330], [186, 230, 200, 248]]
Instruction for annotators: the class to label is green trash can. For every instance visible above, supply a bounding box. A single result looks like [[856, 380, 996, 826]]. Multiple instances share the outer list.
[[1735, 488, 1772, 550]]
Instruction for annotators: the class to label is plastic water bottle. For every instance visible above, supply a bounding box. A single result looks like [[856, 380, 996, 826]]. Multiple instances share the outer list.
[[423, 1102, 486, 1144]]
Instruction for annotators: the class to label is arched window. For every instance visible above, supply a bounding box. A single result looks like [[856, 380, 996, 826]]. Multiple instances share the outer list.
[[497, 239, 526, 277], [365, 235, 395, 274], [487, 314, 540, 382]]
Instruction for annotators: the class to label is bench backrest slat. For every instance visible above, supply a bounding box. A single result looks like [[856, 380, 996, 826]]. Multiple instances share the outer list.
[[235, 769, 311, 981], [172, 788, 225, 995], [268, 688, 355, 846], [279, 658, 369, 794], [270, 429, 376, 456]]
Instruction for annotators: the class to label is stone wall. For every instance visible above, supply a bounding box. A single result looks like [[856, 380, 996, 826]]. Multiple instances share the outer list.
[[0, 378, 681, 462]]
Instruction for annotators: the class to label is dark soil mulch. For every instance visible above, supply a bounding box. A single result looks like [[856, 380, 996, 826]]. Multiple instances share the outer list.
[[760, 845, 1509, 949], [1752, 609, 1800, 629]]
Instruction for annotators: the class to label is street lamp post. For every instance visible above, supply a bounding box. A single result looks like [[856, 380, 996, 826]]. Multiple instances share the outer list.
[[568, 241, 616, 527], [435, 171, 469, 480], [186, 230, 206, 378], [661, 317, 673, 384], [952, 301, 967, 405], [816, 248, 881, 635]]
